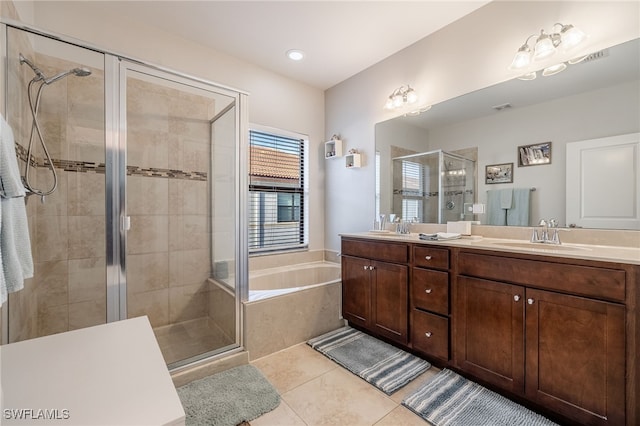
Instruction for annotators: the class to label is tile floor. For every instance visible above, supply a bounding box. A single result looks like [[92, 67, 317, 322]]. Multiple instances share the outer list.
[[251, 342, 439, 426]]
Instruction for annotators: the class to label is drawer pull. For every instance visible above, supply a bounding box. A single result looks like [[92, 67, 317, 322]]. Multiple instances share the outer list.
[[425, 288, 432, 294], [514, 295, 520, 302], [527, 298, 535, 305], [424, 255, 432, 260], [425, 332, 432, 338]]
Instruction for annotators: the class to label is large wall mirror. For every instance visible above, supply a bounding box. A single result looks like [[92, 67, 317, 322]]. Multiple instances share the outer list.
[[375, 38, 639, 230]]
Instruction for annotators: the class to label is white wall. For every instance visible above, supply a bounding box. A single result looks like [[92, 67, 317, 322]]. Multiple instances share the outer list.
[[10, 0, 327, 252], [325, 1, 640, 251]]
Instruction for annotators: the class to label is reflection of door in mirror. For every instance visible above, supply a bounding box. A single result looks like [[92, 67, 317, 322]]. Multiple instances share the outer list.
[[566, 133, 640, 229]]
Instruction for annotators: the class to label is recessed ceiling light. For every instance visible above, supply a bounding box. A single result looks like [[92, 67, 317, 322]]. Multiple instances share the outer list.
[[286, 49, 305, 61]]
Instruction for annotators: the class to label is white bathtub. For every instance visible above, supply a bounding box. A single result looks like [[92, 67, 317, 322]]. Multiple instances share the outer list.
[[244, 261, 344, 360], [248, 261, 341, 301]]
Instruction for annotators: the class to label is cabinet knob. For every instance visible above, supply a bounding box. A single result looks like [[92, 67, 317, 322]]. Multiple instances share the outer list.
[[363, 265, 368, 270], [425, 288, 432, 294], [514, 295, 520, 302], [424, 255, 432, 260], [370, 265, 375, 270], [425, 332, 432, 338], [527, 298, 534, 305]]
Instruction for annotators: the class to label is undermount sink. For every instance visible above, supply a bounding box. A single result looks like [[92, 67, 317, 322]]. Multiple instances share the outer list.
[[488, 241, 591, 252]]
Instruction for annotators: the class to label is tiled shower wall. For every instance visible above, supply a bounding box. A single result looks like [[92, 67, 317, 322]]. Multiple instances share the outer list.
[[6, 39, 107, 341], [4, 30, 226, 345], [125, 77, 213, 329]]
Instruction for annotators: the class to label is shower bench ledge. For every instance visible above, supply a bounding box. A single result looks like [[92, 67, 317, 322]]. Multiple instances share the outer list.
[[0, 316, 185, 426]]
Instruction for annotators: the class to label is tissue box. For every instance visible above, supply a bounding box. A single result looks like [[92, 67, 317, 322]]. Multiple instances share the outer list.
[[446, 221, 472, 235]]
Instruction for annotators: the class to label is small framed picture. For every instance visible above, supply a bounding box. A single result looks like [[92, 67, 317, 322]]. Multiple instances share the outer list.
[[485, 163, 513, 184], [518, 141, 552, 166]]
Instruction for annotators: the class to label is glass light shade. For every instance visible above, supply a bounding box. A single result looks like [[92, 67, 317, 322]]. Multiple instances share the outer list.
[[560, 25, 587, 50], [533, 34, 556, 60], [406, 89, 418, 104], [509, 46, 532, 70], [384, 97, 394, 110], [392, 94, 404, 108], [542, 62, 567, 77]]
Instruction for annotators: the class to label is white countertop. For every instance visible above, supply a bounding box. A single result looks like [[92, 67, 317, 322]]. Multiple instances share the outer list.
[[0, 316, 185, 426], [340, 232, 640, 265]]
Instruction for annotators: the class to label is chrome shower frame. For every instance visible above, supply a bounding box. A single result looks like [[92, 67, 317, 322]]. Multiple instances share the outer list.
[[0, 20, 249, 369]]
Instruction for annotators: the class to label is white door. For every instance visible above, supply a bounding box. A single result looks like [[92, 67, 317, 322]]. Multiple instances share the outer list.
[[566, 133, 640, 229]]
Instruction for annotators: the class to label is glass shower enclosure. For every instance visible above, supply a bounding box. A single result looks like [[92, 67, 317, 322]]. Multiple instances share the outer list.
[[392, 149, 475, 223], [1, 22, 247, 370]]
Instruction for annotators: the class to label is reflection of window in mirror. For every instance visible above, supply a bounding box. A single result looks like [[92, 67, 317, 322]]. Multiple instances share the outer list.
[[375, 151, 380, 217], [400, 160, 423, 222]]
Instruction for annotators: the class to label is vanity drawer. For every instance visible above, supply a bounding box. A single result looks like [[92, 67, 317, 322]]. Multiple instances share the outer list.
[[411, 309, 449, 361], [342, 238, 408, 263], [458, 251, 626, 302], [412, 268, 449, 315], [413, 246, 449, 270]]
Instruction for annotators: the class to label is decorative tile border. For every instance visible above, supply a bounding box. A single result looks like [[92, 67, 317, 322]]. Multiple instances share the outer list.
[[14, 142, 207, 181]]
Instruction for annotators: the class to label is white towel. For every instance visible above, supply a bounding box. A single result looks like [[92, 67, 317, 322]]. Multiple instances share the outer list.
[[0, 114, 33, 306]]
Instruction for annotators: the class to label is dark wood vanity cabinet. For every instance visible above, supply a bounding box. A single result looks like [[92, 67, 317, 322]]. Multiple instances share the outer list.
[[454, 250, 628, 426], [410, 246, 451, 362], [341, 237, 638, 425], [341, 238, 409, 344]]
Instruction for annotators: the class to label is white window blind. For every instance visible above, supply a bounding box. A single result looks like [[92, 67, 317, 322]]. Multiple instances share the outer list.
[[249, 129, 306, 253], [401, 160, 423, 221]]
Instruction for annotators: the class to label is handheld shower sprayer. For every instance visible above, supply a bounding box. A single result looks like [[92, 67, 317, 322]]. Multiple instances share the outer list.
[[18, 53, 92, 201]]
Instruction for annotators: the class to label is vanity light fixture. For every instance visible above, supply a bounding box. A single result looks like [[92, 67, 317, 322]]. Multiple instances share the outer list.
[[383, 85, 431, 115], [384, 85, 418, 111], [509, 22, 587, 72]]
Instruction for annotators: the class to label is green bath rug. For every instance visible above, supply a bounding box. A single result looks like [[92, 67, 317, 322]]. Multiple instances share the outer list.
[[177, 364, 280, 426]]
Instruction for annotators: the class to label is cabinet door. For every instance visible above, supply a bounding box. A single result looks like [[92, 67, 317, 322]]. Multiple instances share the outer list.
[[525, 289, 625, 426], [372, 260, 408, 344], [455, 276, 525, 394], [342, 255, 371, 329]]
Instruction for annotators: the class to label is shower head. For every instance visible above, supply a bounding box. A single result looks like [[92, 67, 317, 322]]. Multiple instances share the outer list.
[[19, 53, 46, 82], [44, 67, 92, 85], [20, 53, 92, 85], [72, 67, 92, 77]]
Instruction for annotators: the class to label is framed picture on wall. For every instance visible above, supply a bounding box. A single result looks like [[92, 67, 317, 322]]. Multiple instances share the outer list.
[[518, 141, 552, 166], [485, 163, 513, 184]]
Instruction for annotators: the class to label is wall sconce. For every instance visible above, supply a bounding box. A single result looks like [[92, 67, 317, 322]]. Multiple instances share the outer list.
[[384, 85, 431, 115], [509, 22, 587, 79]]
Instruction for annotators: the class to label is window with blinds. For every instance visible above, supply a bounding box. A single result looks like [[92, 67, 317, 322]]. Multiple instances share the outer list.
[[401, 160, 424, 222], [249, 129, 307, 253]]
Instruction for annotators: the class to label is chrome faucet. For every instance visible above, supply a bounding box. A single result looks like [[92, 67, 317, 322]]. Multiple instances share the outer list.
[[531, 218, 561, 244]]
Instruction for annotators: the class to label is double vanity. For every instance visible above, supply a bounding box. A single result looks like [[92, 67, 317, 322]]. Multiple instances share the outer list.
[[340, 231, 639, 426]]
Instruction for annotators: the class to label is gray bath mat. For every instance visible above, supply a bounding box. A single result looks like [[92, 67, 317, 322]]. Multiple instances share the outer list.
[[177, 364, 280, 426], [402, 368, 558, 426], [307, 325, 430, 394]]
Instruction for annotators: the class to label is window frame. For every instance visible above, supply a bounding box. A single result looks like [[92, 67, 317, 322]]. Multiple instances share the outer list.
[[248, 125, 309, 255]]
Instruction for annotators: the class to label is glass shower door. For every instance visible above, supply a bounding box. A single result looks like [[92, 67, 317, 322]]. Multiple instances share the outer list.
[[4, 26, 107, 343], [121, 63, 241, 367]]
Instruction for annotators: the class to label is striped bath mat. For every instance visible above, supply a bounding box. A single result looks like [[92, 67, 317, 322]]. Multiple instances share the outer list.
[[307, 326, 430, 395], [402, 369, 558, 426]]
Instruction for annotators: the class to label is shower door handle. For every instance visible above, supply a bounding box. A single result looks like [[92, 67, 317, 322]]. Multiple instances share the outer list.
[[122, 216, 131, 231]]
